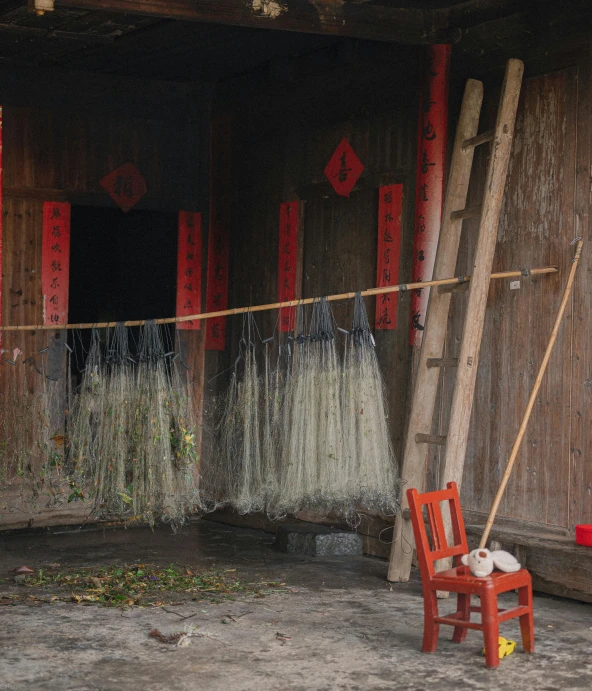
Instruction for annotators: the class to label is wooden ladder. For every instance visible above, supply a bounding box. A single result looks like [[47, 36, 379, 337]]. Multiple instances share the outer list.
[[388, 58, 524, 583]]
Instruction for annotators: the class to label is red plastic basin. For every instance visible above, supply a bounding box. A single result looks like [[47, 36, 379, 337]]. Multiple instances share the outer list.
[[575, 525, 592, 547]]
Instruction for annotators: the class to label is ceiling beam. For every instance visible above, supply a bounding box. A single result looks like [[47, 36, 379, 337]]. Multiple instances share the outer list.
[[53, 0, 452, 44]]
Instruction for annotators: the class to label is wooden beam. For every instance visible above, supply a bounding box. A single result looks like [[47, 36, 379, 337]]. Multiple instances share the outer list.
[[54, 0, 451, 43]]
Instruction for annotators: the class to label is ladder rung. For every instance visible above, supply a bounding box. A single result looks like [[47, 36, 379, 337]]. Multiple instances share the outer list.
[[427, 358, 459, 368], [462, 128, 494, 150], [438, 281, 469, 295], [450, 204, 482, 221], [415, 433, 447, 446]]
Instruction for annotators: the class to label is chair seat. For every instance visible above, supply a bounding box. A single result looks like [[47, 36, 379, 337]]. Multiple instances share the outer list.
[[431, 565, 531, 594]]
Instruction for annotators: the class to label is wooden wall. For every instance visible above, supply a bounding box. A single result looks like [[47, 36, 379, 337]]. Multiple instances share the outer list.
[[0, 68, 209, 529], [216, 34, 592, 552], [426, 47, 592, 535]]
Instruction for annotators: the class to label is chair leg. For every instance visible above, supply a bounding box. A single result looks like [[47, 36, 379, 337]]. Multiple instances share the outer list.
[[518, 582, 535, 653], [452, 593, 470, 643], [481, 586, 500, 669], [422, 589, 440, 653]]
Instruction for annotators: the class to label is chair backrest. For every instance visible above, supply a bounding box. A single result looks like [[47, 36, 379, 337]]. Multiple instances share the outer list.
[[407, 481, 469, 578]]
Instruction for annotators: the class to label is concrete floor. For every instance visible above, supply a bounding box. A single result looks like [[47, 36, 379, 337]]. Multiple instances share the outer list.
[[1, 520, 591, 691]]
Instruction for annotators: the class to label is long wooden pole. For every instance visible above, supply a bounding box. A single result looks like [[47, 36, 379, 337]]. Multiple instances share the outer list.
[[0, 266, 557, 332], [479, 239, 583, 549]]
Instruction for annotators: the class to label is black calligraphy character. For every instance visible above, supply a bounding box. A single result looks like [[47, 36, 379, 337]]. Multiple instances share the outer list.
[[423, 120, 437, 141], [183, 300, 192, 310], [378, 308, 392, 327], [51, 243, 61, 253], [49, 295, 59, 306], [383, 248, 391, 265], [419, 184, 428, 202], [214, 263, 224, 281], [213, 292, 223, 307], [185, 252, 195, 261], [187, 234, 195, 246], [281, 315, 290, 327], [51, 207, 61, 220], [283, 260, 291, 274], [52, 226, 61, 239], [383, 229, 393, 243], [417, 214, 426, 233], [418, 250, 425, 262], [383, 191, 393, 204], [212, 323, 220, 339], [50, 313, 60, 324], [184, 283, 193, 292], [335, 152, 352, 183], [50, 277, 59, 289], [411, 311, 424, 331], [186, 215, 195, 228], [381, 294, 390, 304], [382, 268, 391, 283], [283, 242, 291, 255], [51, 260, 62, 272], [283, 278, 290, 290], [415, 287, 423, 298], [384, 212, 394, 224], [114, 175, 133, 198], [420, 150, 435, 175], [184, 267, 193, 278]]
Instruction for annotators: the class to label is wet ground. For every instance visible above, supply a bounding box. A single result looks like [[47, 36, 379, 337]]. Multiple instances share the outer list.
[[1, 519, 591, 690]]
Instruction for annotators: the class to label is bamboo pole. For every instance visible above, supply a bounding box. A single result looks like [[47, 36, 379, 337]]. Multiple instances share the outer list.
[[479, 239, 583, 549], [0, 265, 557, 332]]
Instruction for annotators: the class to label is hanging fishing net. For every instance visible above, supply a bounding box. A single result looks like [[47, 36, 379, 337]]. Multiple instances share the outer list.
[[70, 322, 200, 529], [0, 334, 72, 514], [201, 296, 400, 524], [341, 293, 400, 517]]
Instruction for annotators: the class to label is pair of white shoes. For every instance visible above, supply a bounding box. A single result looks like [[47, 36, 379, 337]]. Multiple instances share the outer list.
[[461, 548, 521, 577]]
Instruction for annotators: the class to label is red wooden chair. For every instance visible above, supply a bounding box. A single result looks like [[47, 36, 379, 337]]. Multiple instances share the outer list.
[[407, 482, 534, 668]]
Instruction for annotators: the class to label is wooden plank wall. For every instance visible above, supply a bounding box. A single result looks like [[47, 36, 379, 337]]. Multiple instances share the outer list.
[[428, 52, 591, 535], [0, 71, 208, 530]]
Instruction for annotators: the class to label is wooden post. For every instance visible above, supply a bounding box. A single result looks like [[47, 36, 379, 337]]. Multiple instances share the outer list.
[[479, 239, 583, 549], [387, 77, 484, 582]]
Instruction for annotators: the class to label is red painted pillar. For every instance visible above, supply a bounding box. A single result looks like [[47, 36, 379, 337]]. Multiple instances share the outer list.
[[0, 107, 3, 347], [409, 44, 451, 346]]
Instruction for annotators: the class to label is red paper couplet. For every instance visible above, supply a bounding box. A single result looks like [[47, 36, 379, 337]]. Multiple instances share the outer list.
[[409, 44, 451, 346], [324, 138, 364, 197], [99, 162, 147, 213], [375, 184, 403, 330], [205, 225, 229, 350], [277, 201, 299, 333], [176, 211, 202, 330], [42, 201, 71, 326]]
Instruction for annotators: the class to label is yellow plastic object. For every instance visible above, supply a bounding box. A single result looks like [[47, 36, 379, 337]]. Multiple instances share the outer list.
[[483, 637, 517, 659]]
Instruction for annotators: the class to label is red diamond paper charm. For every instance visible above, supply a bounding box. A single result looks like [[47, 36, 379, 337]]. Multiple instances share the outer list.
[[100, 162, 147, 213], [324, 138, 364, 197]]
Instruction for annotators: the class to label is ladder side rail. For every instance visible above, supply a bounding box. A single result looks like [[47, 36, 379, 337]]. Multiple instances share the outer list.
[[437, 59, 524, 571], [388, 78, 484, 582]]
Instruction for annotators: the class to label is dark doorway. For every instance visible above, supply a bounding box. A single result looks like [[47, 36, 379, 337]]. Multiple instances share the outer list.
[[68, 206, 178, 373]]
